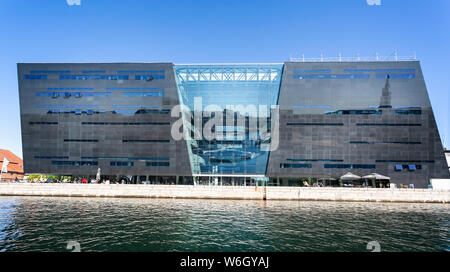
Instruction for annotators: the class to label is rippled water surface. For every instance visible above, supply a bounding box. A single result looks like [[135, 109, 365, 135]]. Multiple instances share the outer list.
[[0, 196, 448, 252]]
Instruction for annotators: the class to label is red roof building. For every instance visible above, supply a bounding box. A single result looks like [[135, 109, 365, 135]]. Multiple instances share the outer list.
[[0, 149, 24, 182]]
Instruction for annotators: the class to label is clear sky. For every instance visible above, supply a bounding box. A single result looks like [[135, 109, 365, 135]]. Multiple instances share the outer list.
[[1, 0, 449, 157]]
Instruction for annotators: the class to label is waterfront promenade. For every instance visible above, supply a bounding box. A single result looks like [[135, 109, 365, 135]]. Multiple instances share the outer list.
[[0, 183, 449, 203]]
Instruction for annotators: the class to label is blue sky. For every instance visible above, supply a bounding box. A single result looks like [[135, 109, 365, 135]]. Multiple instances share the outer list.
[[1, 0, 449, 157]]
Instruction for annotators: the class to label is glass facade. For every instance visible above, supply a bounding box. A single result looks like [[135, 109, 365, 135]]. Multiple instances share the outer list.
[[174, 65, 282, 176]]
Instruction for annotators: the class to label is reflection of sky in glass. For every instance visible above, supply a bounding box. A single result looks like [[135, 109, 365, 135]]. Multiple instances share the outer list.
[[174, 65, 282, 176]]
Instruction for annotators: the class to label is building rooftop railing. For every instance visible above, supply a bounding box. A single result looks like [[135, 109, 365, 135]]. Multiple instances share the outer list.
[[290, 53, 418, 62]]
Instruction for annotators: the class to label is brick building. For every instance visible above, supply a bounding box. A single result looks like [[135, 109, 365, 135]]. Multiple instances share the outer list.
[[0, 149, 24, 182]]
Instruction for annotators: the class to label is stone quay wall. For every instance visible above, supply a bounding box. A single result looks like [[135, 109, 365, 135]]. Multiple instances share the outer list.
[[0, 183, 448, 203]]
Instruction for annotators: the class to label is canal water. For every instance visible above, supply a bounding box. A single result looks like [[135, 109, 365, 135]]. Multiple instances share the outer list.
[[0, 196, 448, 252]]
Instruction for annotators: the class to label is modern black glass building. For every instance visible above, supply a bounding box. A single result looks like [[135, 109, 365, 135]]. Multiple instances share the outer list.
[[17, 61, 450, 188]]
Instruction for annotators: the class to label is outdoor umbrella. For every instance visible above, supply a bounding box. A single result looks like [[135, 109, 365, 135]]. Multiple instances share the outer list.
[[362, 173, 390, 187], [362, 173, 390, 180], [340, 172, 361, 181], [318, 177, 336, 186]]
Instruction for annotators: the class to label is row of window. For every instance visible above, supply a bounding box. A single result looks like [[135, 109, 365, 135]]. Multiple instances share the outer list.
[[48, 88, 94, 91], [111, 105, 159, 108], [100, 161, 170, 167], [122, 92, 164, 97], [324, 164, 376, 169], [295, 108, 422, 116], [106, 88, 164, 91], [376, 160, 434, 163], [35, 139, 168, 143], [326, 110, 382, 115], [280, 163, 376, 169], [36, 156, 170, 161], [146, 162, 170, 167], [135, 75, 165, 80], [45, 109, 170, 115], [376, 74, 415, 79], [344, 69, 416, 73], [29, 122, 58, 125], [36, 92, 111, 98], [287, 159, 344, 162], [59, 75, 129, 80], [47, 109, 103, 115], [350, 141, 421, 145], [117, 70, 165, 73], [81, 122, 170, 126], [395, 164, 421, 171], [356, 123, 421, 127], [287, 123, 344, 126], [25, 75, 47, 79], [32, 120, 172, 125], [280, 163, 312, 168], [293, 105, 331, 109], [293, 69, 331, 73], [51, 161, 98, 166], [35, 156, 69, 159], [36, 105, 100, 108], [30, 70, 70, 73], [81, 156, 169, 160], [64, 139, 98, 142], [293, 73, 415, 80], [122, 140, 170, 143], [395, 109, 422, 115], [25, 74, 166, 80], [294, 74, 370, 79], [49, 160, 170, 167], [281, 163, 423, 171], [110, 161, 134, 167], [30, 70, 166, 74]]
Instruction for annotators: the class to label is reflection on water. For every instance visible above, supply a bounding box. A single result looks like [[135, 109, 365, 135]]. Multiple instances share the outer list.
[[0, 196, 448, 252]]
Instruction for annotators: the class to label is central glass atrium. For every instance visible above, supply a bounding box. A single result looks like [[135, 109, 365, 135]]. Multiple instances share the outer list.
[[174, 64, 283, 177]]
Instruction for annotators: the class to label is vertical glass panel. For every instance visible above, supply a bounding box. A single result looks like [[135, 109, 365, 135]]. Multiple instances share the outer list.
[[174, 65, 283, 176]]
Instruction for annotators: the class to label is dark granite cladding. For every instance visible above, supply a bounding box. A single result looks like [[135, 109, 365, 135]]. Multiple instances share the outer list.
[[17, 63, 191, 177], [266, 61, 450, 188], [17, 62, 449, 188]]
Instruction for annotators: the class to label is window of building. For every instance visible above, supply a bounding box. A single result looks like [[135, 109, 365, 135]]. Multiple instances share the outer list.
[[376, 74, 415, 79], [324, 164, 376, 169], [64, 139, 98, 142], [395, 109, 422, 115], [287, 123, 344, 126], [356, 123, 421, 127], [24, 75, 47, 79], [122, 140, 170, 143], [146, 162, 170, 167], [326, 110, 382, 115], [51, 161, 98, 166], [29, 122, 58, 125], [280, 163, 312, 168], [59, 75, 129, 80], [110, 161, 134, 167], [287, 159, 343, 162], [81, 122, 170, 126], [294, 74, 370, 79], [122, 92, 164, 97]]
